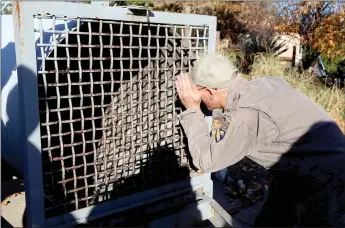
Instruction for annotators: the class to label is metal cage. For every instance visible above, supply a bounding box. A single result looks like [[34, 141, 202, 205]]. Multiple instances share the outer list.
[[13, 1, 216, 227]]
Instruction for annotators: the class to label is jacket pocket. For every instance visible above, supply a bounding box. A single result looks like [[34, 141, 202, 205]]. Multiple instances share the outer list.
[[257, 111, 279, 147]]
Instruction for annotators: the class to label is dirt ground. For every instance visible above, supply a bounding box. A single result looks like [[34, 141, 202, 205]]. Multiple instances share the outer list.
[[223, 157, 269, 216]]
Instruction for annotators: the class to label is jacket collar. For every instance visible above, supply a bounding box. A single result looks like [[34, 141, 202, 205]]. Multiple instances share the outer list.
[[224, 76, 248, 111]]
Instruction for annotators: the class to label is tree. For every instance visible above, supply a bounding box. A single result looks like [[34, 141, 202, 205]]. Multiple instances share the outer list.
[[153, 1, 281, 73], [276, 1, 345, 69], [153, 1, 279, 37]]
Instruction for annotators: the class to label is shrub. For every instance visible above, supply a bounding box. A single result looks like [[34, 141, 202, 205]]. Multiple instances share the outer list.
[[221, 33, 288, 74]]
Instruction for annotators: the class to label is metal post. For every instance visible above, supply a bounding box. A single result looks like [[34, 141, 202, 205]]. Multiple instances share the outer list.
[[13, 0, 46, 227]]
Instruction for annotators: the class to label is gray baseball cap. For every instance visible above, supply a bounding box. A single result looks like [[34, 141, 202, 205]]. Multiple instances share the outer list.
[[190, 53, 238, 89]]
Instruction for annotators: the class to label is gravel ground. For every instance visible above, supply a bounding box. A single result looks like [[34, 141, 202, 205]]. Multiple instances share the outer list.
[[224, 157, 269, 211]]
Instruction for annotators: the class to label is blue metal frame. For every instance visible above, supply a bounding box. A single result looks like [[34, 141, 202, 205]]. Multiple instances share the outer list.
[[13, 1, 46, 227], [13, 1, 217, 227]]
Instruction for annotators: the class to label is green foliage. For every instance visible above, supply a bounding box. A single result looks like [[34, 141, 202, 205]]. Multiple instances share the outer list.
[[322, 55, 345, 76], [301, 46, 345, 77], [238, 34, 288, 56], [301, 45, 319, 70], [2, 4, 12, 14], [234, 33, 288, 73]]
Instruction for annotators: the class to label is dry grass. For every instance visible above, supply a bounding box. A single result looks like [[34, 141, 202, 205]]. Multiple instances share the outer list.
[[221, 52, 345, 133]]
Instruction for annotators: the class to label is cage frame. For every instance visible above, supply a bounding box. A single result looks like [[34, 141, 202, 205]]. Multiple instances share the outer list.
[[13, 1, 217, 227]]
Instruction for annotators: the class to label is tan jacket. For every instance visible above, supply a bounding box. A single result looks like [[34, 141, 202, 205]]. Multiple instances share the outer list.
[[178, 76, 345, 173]]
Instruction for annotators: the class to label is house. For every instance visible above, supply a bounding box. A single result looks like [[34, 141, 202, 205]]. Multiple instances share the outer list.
[[274, 33, 302, 68]]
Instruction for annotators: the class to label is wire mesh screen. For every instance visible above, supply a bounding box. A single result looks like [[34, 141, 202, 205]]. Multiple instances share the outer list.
[[34, 15, 209, 218]]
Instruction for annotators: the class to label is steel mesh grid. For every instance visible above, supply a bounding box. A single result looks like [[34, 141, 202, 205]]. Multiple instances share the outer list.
[[34, 15, 209, 218]]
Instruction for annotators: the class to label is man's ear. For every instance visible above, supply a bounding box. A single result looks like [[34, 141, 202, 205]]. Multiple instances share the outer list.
[[205, 88, 214, 100]]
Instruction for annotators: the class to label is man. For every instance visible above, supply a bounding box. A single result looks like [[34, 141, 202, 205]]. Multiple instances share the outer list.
[[175, 53, 345, 227]]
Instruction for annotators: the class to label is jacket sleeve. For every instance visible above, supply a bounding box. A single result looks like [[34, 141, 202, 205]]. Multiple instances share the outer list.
[[178, 108, 256, 173]]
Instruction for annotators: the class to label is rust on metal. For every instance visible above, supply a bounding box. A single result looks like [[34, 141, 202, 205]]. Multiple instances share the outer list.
[[14, 0, 22, 27], [14, 0, 24, 54]]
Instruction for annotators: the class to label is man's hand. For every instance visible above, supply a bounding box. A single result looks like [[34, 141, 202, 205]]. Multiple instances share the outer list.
[[175, 73, 201, 110]]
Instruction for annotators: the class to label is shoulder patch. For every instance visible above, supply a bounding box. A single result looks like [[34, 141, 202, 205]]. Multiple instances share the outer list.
[[211, 119, 222, 136], [215, 116, 232, 142]]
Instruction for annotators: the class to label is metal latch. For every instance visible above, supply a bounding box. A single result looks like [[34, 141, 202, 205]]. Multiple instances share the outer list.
[[120, 5, 154, 17]]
